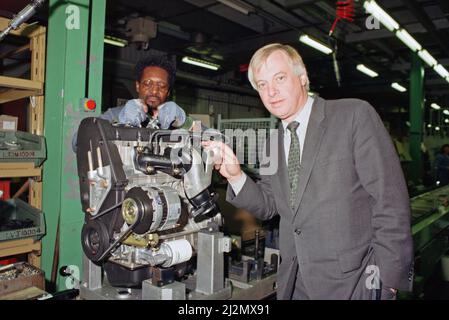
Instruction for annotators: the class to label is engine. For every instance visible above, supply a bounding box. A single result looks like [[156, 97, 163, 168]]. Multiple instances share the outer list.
[[76, 118, 222, 287]]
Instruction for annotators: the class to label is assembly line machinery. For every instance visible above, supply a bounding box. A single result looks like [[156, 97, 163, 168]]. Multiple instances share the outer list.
[[4, 117, 448, 300], [73, 113, 449, 300], [409, 185, 449, 297], [74, 118, 278, 300]]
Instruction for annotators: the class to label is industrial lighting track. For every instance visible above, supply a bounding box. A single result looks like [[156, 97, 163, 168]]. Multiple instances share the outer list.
[[364, 0, 449, 84]]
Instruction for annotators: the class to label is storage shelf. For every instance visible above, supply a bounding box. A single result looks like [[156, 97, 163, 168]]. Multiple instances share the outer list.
[[0, 76, 44, 104], [0, 238, 41, 268], [0, 163, 42, 178], [0, 76, 43, 91], [0, 15, 46, 269], [0, 17, 42, 38]]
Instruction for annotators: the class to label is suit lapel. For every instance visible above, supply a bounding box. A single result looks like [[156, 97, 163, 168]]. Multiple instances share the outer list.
[[291, 97, 327, 222]]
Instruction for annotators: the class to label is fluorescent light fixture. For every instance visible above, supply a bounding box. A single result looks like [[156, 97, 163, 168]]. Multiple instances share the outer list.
[[446, 77, 449, 84], [445, 119, 449, 124], [391, 82, 407, 93], [444, 110, 449, 116], [104, 36, 128, 47], [427, 124, 432, 128], [299, 35, 333, 55], [434, 64, 449, 79], [363, 0, 399, 32], [356, 64, 378, 78], [436, 126, 441, 131], [418, 50, 437, 67], [431, 103, 441, 110], [217, 0, 254, 15], [395, 29, 422, 52], [182, 56, 220, 70]]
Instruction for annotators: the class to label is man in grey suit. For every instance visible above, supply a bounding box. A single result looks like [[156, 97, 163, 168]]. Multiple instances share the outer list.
[[203, 43, 413, 300]]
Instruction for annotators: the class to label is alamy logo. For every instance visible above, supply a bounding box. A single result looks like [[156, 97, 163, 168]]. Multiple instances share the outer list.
[[366, 15, 381, 30], [63, 265, 80, 290], [65, 5, 80, 30], [365, 265, 380, 290]]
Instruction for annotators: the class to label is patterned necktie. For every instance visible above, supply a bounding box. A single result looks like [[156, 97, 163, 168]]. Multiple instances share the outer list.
[[287, 121, 300, 208]]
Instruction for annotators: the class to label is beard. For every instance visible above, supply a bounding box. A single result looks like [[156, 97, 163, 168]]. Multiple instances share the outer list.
[[141, 95, 164, 118], [144, 94, 163, 109]]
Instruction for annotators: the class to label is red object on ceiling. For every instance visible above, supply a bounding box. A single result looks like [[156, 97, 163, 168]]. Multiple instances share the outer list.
[[329, 0, 355, 36]]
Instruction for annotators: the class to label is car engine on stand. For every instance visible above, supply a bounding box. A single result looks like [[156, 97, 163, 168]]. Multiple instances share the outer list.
[[75, 118, 231, 300]]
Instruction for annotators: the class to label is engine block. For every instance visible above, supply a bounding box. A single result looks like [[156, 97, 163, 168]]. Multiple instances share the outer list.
[[76, 118, 221, 287]]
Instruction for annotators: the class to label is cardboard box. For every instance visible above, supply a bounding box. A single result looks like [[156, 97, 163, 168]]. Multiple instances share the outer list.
[[0, 115, 18, 131]]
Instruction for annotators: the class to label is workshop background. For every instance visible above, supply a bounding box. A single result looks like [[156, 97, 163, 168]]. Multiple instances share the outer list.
[[0, 0, 449, 300]]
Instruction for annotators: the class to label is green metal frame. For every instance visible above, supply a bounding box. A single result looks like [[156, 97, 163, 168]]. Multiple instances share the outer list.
[[42, 0, 105, 291], [409, 52, 425, 185], [400, 186, 449, 298]]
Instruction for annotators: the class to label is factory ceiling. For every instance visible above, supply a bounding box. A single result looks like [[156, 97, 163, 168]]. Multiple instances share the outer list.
[[104, 0, 449, 101], [1, 0, 448, 109]]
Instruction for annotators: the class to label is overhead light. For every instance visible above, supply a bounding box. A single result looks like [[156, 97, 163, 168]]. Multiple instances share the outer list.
[[364, 1, 448, 85], [427, 124, 432, 128], [217, 0, 254, 15], [211, 53, 224, 60], [299, 35, 333, 55], [418, 50, 437, 67], [104, 35, 128, 47], [444, 110, 449, 116], [356, 64, 378, 78], [182, 56, 220, 70], [406, 121, 410, 127], [434, 64, 449, 79], [431, 103, 441, 110], [391, 82, 407, 93], [363, 0, 399, 32], [395, 29, 422, 52], [445, 119, 449, 124], [436, 126, 441, 131]]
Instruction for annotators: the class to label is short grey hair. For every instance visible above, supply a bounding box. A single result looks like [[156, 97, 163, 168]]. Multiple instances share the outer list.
[[248, 43, 310, 91]]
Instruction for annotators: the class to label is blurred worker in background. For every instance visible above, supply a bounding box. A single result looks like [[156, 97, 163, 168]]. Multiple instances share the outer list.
[[435, 144, 449, 186]]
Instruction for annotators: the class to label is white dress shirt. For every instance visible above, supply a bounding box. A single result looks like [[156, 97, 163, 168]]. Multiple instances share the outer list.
[[230, 96, 315, 195]]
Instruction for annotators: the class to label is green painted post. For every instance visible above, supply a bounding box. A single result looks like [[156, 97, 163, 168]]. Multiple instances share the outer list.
[[409, 52, 425, 185], [88, 0, 106, 106], [42, 0, 105, 291]]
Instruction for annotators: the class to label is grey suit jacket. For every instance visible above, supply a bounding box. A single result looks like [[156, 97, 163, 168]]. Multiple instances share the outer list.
[[227, 97, 414, 299]]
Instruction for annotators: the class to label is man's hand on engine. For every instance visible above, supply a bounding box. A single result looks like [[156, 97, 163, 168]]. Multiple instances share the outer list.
[[202, 141, 243, 182], [118, 99, 148, 126], [157, 101, 187, 129]]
